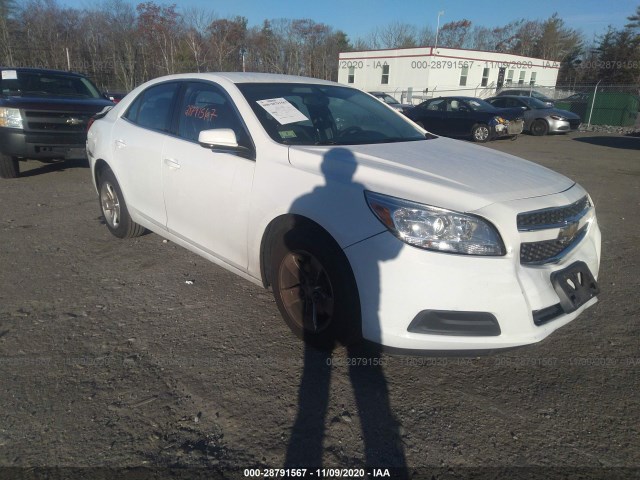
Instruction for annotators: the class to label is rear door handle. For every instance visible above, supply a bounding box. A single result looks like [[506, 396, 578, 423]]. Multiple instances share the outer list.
[[164, 158, 181, 169], [115, 139, 126, 149]]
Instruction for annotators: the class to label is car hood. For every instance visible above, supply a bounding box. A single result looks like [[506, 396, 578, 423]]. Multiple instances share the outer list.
[[536, 107, 581, 119], [288, 137, 574, 212], [1, 96, 114, 112]]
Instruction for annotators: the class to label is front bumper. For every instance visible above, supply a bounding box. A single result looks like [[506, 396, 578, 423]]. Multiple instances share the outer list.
[[547, 118, 580, 133], [0, 127, 88, 160], [344, 187, 601, 351]]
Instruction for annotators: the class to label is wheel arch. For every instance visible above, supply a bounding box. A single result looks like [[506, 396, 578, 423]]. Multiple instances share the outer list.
[[259, 213, 342, 289], [530, 117, 550, 135], [93, 158, 112, 187]]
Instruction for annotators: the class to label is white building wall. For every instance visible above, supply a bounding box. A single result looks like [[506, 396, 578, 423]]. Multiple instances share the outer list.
[[338, 47, 560, 103]]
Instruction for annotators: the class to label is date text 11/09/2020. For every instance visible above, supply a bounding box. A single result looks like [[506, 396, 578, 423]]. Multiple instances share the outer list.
[[243, 468, 392, 477]]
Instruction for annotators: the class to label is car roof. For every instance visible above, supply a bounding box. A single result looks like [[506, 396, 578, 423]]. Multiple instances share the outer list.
[[491, 95, 527, 100], [0, 67, 88, 78], [428, 96, 485, 101], [143, 72, 339, 87]]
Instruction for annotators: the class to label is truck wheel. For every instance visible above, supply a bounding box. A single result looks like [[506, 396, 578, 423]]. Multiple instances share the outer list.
[[271, 224, 361, 349], [97, 168, 145, 239], [471, 124, 490, 142], [0, 154, 19, 179], [531, 119, 549, 136]]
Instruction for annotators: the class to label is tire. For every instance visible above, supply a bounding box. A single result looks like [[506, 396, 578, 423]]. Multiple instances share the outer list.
[[471, 124, 490, 143], [270, 223, 361, 349], [97, 168, 145, 239], [0, 154, 19, 179], [531, 119, 549, 136]]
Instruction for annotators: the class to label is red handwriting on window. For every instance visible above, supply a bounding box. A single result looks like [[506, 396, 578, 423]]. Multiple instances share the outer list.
[[184, 105, 218, 121]]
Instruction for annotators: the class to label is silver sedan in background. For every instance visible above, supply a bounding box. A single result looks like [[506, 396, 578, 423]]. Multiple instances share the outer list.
[[487, 95, 581, 136]]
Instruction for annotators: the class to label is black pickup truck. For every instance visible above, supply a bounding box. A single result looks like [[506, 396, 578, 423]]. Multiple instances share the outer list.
[[0, 67, 114, 178]]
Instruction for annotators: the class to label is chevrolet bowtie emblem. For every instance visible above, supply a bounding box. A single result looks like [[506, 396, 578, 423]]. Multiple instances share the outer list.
[[66, 117, 83, 125]]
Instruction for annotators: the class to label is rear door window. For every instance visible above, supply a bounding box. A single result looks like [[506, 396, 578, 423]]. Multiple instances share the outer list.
[[124, 82, 179, 133]]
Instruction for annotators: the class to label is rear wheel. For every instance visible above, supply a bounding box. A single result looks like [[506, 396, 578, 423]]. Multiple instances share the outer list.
[[97, 168, 145, 238], [0, 154, 19, 179], [531, 119, 549, 136], [471, 124, 490, 143], [271, 224, 361, 349]]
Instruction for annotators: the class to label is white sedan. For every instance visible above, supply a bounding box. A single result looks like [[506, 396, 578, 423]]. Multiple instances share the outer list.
[[87, 73, 601, 352]]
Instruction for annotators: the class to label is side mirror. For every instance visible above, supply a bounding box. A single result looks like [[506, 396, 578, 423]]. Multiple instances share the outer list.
[[199, 128, 238, 148], [198, 128, 254, 160]]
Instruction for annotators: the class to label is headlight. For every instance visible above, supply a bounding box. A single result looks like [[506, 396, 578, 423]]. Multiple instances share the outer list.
[[493, 116, 507, 124], [365, 191, 505, 256], [549, 115, 566, 121], [0, 107, 23, 129]]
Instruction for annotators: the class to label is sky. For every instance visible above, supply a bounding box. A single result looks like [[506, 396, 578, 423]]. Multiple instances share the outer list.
[[63, 0, 638, 45]]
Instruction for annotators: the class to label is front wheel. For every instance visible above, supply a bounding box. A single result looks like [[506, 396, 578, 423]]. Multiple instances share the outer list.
[[0, 154, 19, 179], [97, 168, 145, 239], [471, 124, 490, 143], [271, 224, 361, 349], [530, 119, 549, 136]]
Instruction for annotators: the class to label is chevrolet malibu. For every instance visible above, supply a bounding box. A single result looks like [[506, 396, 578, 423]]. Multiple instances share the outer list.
[[87, 73, 601, 352]]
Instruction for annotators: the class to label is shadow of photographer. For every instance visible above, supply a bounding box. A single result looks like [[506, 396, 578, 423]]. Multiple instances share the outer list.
[[281, 148, 406, 471]]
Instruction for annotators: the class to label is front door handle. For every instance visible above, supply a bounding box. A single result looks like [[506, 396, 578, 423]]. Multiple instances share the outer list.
[[164, 158, 181, 169]]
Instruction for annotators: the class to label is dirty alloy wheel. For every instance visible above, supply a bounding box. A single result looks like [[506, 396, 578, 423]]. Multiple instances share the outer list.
[[531, 119, 549, 136], [98, 168, 145, 239], [472, 124, 490, 143], [271, 225, 361, 349], [0, 153, 19, 179]]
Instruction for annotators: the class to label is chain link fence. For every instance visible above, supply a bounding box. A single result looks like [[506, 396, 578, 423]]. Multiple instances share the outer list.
[[386, 84, 640, 127]]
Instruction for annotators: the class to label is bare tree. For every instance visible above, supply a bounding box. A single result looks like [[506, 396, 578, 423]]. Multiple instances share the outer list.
[[181, 7, 215, 72], [136, 2, 182, 76], [436, 20, 472, 49], [0, 0, 16, 65], [207, 16, 246, 71]]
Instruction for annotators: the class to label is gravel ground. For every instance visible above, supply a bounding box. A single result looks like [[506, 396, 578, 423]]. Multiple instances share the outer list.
[[0, 132, 638, 479]]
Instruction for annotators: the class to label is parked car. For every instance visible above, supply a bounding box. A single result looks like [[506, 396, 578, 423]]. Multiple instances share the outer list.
[[368, 91, 413, 113], [487, 95, 581, 136], [87, 73, 600, 352], [0, 67, 114, 178], [496, 89, 555, 107], [557, 92, 589, 103], [404, 96, 524, 142]]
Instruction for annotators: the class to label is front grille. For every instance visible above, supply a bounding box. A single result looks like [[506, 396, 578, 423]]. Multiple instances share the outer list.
[[24, 110, 93, 133], [520, 224, 588, 265], [517, 196, 590, 231]]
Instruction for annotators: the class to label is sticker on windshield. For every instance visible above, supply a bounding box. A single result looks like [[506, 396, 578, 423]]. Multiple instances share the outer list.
[[257, 98, 308, 125], [1, 70, 18, 80], [278, 130, 297, 139]]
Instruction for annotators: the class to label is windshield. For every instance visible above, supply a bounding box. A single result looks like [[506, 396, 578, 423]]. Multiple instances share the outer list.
[[379, 94, 400, 105], [237, 83, 427, 146], [0, 70, 103, 98], [465, 98, 495, 112], [520, 96, 550, 109]]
